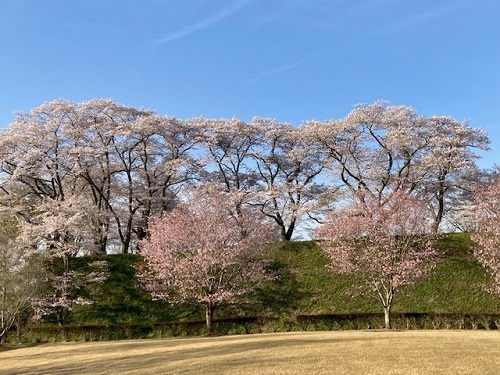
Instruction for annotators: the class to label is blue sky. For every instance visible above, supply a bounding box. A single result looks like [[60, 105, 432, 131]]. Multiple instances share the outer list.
[[1, 0, 499, 167]]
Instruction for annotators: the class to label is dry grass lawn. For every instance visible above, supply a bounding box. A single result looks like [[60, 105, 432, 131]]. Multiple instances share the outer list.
[[1, 330, 500, 374]]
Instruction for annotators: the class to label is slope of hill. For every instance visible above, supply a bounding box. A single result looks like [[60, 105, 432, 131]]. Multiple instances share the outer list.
[[66, 233, 500, 326]]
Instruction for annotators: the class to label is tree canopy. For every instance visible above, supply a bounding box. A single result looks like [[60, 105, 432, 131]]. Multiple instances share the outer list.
[[0, 99, 489, 253]]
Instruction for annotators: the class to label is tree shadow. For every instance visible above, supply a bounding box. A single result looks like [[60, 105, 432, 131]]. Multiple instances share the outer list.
[[252, 259, 309, 316]]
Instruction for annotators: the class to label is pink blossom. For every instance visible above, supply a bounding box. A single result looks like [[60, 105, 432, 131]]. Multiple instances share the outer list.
[[138, 184, 278, 333], [316, 191, 438, 328], [472, 167, 500, 294]]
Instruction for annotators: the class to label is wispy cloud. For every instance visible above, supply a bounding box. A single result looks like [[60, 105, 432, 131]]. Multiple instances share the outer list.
[[155, 0, 252, 45], [248, 49, 327, 83], [362, 0, 481, 36]]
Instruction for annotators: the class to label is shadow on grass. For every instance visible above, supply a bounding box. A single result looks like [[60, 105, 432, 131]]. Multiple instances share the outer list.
[[0, 342, 46, 353]]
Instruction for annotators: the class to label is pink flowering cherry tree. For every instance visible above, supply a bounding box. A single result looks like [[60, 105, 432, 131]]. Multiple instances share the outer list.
[[472, 168, 500, 294], [316, 191, 438, 329], [137, 185, 278, 334]]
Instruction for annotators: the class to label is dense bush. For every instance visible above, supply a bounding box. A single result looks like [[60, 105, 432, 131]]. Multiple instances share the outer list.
[[8, 313, 500, 344]]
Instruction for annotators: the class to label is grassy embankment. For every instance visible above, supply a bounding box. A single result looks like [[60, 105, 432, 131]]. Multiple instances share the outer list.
[[68, 232, 500, 326]]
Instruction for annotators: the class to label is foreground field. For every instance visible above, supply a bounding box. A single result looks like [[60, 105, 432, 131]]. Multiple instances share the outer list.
[[1, 331, 500, 375]]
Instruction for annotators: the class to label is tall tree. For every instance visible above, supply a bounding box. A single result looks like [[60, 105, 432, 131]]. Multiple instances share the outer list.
[[252, 118, 329, 240], [198, 117, 260, 192], [418, 116, 489, 232], [129, 115, 200, 243], [316, 191, 438, 329], [310, 102, 429, 204], [74, 99, 154, 253], [310, 101, 488, 231], [0, 99, 199, 254], [137, 185, 277, 334], [0, 100, 80, 214]]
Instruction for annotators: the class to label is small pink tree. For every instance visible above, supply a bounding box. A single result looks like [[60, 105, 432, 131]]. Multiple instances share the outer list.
[[472, 168, 500, 294], [138, 185, 278, 334], [316, 191, 438, 329], [18, 195, 109, 325]]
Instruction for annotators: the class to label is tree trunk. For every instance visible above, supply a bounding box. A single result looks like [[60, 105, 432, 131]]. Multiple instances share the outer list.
[[205, 302, 215, 335], [433, 174, 447, 234], [284, 219, 296, 241], [384, 307, 391, 329], [278, 220, 295, 241]]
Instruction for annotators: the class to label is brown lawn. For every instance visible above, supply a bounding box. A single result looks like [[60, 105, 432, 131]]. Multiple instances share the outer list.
[[1, 330, 499, 374]]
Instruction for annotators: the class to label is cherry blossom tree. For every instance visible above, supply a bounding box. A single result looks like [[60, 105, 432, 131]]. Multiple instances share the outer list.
[[198, 117, 260, 192], [472, 167, 500, 294], [196, 117, 261, 229], [17, 195, 109, 325], [0, 213, 43, 343], [33, 258, 108, 326], [128, 115, 200, 243], [418, 116, 489, 232], [0, 100, 80, 216], [316, 191, 438, 329], [0, 99, 199, 254], [75, 102, 199, 253], [310, 102, 488, 231], [309, 102, 429, 204], [251, 118, 330, 240], [440, 167, 489, 232], [138, 185, 278, 334]]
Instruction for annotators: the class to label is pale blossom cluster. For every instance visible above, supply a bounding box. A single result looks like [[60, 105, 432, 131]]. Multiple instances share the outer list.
[[0, 99, 488, 252], [32, 260, 108, 325], [0, 99, 198, 254]]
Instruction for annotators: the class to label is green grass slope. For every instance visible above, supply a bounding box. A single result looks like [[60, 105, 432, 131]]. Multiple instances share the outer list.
[[69, 255, 198, 325], [69, 233, 500, 325], [266, 234, 500, 316]]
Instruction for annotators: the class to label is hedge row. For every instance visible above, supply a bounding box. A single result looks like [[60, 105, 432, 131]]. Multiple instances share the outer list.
[[6, 313, 500, 344]]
